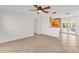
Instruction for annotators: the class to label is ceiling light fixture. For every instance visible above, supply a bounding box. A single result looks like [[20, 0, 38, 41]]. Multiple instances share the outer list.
[[38, 10, 42, 12]]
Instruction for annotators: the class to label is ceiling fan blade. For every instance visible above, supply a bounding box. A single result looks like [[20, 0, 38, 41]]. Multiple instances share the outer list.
[[42, 6, 50, 13], [43, 8, 49, 11], [44, 11, 49, 13], [42, 8, 49, 13], [29, 10, 36, 11], [34, 5, 39, 9], [43, 6, 51, 9], [42, 10, 49, 13]]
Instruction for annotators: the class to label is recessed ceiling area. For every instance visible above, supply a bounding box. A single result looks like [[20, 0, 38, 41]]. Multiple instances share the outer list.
[[0, 5, 79, 18]]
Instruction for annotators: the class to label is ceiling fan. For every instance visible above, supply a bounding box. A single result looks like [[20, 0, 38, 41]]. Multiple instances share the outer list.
[[29, 5, 51, 14]]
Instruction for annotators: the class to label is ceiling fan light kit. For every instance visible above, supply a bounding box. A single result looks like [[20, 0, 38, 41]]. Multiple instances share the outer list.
[[38, 10, 42, 12]]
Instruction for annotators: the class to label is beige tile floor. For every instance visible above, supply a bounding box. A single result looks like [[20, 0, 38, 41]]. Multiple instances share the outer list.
[[0, 34, 79, 53]]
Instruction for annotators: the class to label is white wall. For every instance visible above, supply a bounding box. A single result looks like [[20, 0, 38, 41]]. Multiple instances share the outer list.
[[0, 9, 34, 43]]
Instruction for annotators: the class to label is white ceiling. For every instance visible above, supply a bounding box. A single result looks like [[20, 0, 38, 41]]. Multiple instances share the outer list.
[[0, 5, 79, 18]]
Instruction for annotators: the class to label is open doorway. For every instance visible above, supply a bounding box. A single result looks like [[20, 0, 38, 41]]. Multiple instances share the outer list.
[[60, 19, 76, 35]]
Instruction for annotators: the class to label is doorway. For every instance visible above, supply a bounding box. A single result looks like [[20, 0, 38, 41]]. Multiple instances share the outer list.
[[60, 19, 76, 35]]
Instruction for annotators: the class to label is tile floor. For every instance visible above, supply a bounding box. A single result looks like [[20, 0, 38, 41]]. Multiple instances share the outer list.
[[0, 34, 79, 53]]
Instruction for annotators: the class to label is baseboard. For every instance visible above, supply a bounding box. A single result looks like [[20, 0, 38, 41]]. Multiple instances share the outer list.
[[39, 34, 60, 39]]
